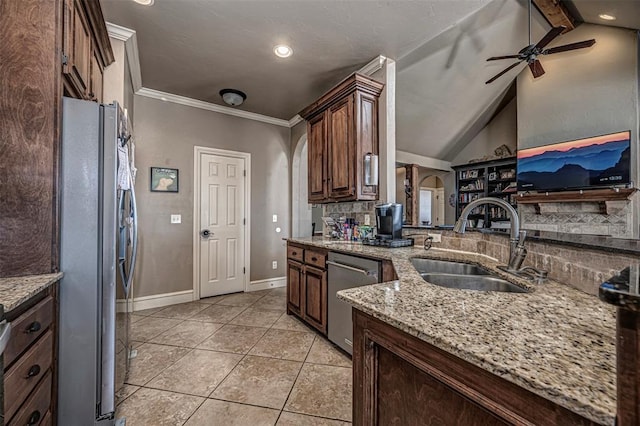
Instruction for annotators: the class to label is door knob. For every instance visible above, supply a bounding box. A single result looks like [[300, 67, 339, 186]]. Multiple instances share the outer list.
[[201, 229, 213, 238]]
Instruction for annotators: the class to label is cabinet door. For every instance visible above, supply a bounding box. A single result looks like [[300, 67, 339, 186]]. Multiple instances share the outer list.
[[327, 95, 356, 200], [287, 260, 303, 315], [307, 113, 327, 203], [303, 265, 327, 334], [62, 0, 92, 98], [90, 50, 103, 103]]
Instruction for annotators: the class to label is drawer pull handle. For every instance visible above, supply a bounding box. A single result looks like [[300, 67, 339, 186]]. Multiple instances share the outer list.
[[28, 410, 41, 425], [26, 321, 41, 334], [27, 364, 41, 378], [292, 251, 297, 256], [311, 257, 318, 262]]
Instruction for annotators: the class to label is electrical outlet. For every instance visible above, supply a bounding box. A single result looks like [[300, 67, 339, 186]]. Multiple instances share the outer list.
[[428, 233, 442, 243], [364, 214, 371, 226], [272, 214, 278, 222], [171, 214, 181, 224], [272, 261, 278, 269]]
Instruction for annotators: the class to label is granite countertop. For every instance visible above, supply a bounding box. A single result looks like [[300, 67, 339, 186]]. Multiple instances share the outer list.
[[0, 272, 63, 313], [288, 237, 616, 425]]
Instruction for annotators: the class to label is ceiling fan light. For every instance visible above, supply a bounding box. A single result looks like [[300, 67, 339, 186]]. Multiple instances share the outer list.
[[219, 89, 247, 106], [598, 14, 616, 21]]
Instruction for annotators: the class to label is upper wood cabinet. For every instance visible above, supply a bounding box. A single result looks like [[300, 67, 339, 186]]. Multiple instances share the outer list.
[[299, 73, 384, 204], [62, 0, 113, 101]]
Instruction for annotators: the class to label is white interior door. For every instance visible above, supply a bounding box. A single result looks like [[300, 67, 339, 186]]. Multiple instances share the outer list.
[[199, 153, 246, 297], [435, 188, 445, 225]]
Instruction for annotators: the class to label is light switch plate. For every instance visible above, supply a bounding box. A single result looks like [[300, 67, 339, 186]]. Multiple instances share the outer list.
[[272, 214, 278, 222], [272, 261, 278, 269], [364, 214, 371, 226], [171, 214, 181, 224]]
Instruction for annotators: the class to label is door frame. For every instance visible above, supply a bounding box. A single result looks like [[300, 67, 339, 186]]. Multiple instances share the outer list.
[[193, 146, 251, 300]]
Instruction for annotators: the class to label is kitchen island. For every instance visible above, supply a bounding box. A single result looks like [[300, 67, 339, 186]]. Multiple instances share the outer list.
[[288, 237, 617, 425]]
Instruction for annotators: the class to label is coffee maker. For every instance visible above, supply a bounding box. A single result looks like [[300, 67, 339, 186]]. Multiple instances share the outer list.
[[375, 203, 403, 240], [362, 203, 414, 248]]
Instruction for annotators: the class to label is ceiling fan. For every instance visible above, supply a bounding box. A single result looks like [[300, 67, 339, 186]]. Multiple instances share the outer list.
[[485, 0, 596, 84]]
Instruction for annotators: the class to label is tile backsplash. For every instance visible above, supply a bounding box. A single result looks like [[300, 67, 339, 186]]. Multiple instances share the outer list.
[[323, 201, 376, 235], [402, 229, 635, 296]]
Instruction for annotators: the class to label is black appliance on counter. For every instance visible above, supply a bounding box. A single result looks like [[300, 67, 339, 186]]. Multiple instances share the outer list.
[[362, 203, 413, 248]]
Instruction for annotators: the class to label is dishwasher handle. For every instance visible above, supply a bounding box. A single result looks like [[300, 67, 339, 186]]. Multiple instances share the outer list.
[[327, 260, 377, 277], [0, 320, 12, 355]]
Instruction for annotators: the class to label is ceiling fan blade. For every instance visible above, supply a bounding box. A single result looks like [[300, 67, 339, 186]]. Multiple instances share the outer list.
[[528, 59, 545, 78], [485, 61, 522, 84], [535, 26, 566, 50], [487, 55, 521, 61], [543, 39, 596, 55]]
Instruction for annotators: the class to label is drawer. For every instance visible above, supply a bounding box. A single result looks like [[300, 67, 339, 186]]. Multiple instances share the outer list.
[[5, 330, 53, 421], [304, 249, 326, 269], [5, 297, 54, 367], [287, 245, 304, 262], [8, 370, 52, 426]]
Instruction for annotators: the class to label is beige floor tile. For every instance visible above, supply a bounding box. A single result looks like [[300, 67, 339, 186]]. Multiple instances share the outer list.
[[271, 313, 315, 333], [147, 349, 243, 397], [211, 355, 302, 409], [252, 295, 287, 312], [149, 301, 210, 319], [130, 314, 146, 324], [130, 317, 182, 342], [217, 292, 265, 307], [277, 412, 351, 426], [134, 306, 166, 316], [305, 338, 352, 368], [185, 399, 280, 426], [269, 286, 287, 296], [116, 387, 204, 426], [149, 320, 224, 348], [197, 324, 268, 354], [190, 304, 247, 323], [115, 384, 140, 406], [229, 307, 283, 327], [198, 295, 227, 304], [249, 329, 315, 361], [126, 343, 191, 386], [285, 364, 352, 421]]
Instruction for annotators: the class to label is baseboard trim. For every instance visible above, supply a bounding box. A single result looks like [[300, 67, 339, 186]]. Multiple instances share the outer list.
[[247, 276, 286, 292], [117, 289, 194, 313]]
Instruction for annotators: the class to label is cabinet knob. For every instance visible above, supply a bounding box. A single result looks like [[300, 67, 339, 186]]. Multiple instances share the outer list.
[[27, 411, 41, 425], [25, 321, 41, 334], [26, 364, 41, 378]]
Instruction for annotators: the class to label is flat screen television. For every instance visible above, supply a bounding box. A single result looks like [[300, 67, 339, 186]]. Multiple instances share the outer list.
[[517, 130, 631, 192]]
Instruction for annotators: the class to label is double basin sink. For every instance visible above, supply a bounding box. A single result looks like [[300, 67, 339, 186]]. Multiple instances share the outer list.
[[411, 258, 527, 293]]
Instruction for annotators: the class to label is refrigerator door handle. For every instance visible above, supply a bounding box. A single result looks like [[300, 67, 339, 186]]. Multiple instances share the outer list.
[[128, 173, 138, 293]]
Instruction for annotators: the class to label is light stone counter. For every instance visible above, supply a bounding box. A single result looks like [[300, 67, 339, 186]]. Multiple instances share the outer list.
[[288, 237, 616, 425], [0, 272, 62, 313]]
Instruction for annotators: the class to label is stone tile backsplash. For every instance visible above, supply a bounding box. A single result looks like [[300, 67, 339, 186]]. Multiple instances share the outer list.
[[520, 201, 632, 238], [402, 229, 635, 296], [323, 201, 376, 235]]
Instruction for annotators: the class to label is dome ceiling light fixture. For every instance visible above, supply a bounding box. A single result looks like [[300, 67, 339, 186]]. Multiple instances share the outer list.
[[219, 89, 247, 107], [274, 45, 293, 58]]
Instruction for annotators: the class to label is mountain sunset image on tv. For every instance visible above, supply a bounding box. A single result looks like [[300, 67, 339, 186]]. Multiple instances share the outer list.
[[517, 131, 631, 192]]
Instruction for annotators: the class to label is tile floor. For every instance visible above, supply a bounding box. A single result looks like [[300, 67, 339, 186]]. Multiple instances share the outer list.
[[116, 287, 352, 425]]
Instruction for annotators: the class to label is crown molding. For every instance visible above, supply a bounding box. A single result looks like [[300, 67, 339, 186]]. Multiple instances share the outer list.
[[358, 55, 387, 76], [137, 88, 292, 127], [106, 22, 142, 92], [288, 115, 303, 127], [396, 150, 452, 172]]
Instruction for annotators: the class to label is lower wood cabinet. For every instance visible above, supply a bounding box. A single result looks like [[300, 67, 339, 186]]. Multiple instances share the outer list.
[[353, 309, 597, 426], [4, 283, 58, 426], [286, 243, 327, 335]]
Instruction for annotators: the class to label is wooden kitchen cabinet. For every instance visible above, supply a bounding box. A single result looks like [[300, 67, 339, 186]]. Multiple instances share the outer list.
[[299, 73, 384, 204], [62, 0, 113, 101], [4, 284, 59, 425], [353, 309, 597, 426], [286, 243, 328, 335], [0, 0, 113, 277]]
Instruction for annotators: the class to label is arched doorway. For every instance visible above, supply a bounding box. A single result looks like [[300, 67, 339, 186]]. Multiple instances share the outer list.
[[292, 135, 323, 237], [418, 175, 445, 226]]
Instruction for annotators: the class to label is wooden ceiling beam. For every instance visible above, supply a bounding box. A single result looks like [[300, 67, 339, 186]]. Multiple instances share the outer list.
[[532, 0, 576, 32]]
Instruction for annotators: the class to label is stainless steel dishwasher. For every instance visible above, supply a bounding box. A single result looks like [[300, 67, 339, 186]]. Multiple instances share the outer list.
[[327, 252, 381, 355]]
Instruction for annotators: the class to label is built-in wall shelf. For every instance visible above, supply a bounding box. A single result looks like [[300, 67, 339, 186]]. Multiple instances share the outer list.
[[517, 188, 637, 215]]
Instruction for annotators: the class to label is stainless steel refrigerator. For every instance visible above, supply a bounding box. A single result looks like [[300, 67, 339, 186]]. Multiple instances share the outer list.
[[59, 97, 138, 425]]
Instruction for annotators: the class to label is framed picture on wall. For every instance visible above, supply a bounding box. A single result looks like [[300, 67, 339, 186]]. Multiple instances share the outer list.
[[150, 167, 179, 192]]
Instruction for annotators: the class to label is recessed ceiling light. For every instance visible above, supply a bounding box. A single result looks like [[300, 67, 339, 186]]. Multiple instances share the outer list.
[[133, 0, 154, 5], [598, 13, 616, 21], [274, 45, 293, 58], [160, 97, 167, 101]]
